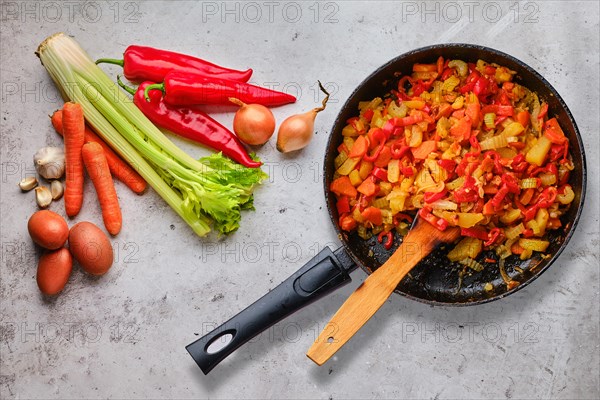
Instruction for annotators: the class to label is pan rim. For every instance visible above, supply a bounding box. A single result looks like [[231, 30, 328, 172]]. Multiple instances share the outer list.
[[323, 43, 587, 307]]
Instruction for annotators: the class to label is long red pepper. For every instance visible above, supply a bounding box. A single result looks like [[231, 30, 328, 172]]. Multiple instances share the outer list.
[[96, 45, 252, 83], [117, 77, 261, 168], [144, 71, 296, 107]]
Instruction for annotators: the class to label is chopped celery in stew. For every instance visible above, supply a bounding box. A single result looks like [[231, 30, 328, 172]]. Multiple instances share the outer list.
[[330, 57, 575, 288]]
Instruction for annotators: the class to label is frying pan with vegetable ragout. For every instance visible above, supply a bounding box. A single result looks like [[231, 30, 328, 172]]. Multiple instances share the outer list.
[[186, 44, 586, 375]]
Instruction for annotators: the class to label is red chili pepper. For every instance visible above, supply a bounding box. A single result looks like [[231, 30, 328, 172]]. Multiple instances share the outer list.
[[391, 142, 411, 159], [377, 231, 394, 250], [483, 150, 503, 174], [424, 189, 448, 203], [511, 153, 529, 173], [144, 71, 296, 107], [537, 187, 558, 208], [418, 207, 448, 231], [454, 176, 479, 203], [461, 227, 489, 241], [371, 167, 388, 182], [97, 45, 252, 83], [523, 204, 538, 222], [393, 212, 413, 226], [501, 173, 520, 194], [484, 228, 503, 247], [363, 140, 385, 162], [490, 185, 510, 208], [117, 77, 261, 168], [438, 159, 457, 172]]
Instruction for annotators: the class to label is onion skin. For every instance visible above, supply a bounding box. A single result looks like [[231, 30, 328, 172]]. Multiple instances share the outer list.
[[230, 98, 275, 145], [276, 81, 329, 153]]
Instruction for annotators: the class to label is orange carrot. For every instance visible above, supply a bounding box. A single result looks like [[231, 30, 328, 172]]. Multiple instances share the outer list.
[[62, 102, 85, 217], [51, 110, 147, 194], [411, 140, 437, 160], [82, 142, 122, 235]]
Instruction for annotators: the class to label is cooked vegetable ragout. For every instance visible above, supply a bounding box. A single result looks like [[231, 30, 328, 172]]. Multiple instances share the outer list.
[[330, 57, 574, 287]]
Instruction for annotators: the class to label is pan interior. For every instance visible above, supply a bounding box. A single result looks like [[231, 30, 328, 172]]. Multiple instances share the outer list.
[[324, 44, 586, 305]]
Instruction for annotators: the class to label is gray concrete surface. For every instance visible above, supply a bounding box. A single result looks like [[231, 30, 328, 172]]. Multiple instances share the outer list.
[[1, 1, 599, 399]]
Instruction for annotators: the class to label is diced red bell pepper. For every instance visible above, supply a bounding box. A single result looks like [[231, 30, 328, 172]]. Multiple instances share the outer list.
[[543, 118, 567, 145], [461, 226, 489, 240], [363, 108, 374, 121], [330, 176, 358, 198], [348, 135, 369, 158], [441, 68, 454, 81], [424, 189, 448, 203], [522, 228, 535, 238], [473, 76, 489, 96], [438, 159, 457, 172], [336, 196, 351, 214], [459, 70, 481, 93], [481, 104, 514, 116], [484, 65, 497, 76], [402, 166, 415, 176], [362, 206, 383, 226], [371, 166, 388, 182], [357, 176, 378, 197]]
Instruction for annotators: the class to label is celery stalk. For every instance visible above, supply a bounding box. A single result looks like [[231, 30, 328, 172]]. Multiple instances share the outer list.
[[37, 33, 266, 236]]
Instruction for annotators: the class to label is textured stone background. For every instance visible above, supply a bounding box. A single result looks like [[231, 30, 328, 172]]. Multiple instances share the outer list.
[[1, 1, 598, 399]]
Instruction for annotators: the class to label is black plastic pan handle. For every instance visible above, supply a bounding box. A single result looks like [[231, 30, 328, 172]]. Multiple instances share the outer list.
[[186, 247, 355, 374]]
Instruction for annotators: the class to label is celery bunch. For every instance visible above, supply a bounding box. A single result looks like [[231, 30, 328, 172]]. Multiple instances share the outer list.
[[37, 33, 266, 236]]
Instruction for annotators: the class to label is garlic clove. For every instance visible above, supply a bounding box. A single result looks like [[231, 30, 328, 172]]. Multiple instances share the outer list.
[[50, 180, 64, 200], [19, 177, 38, 191], [35, 186, 52, 208], [34, 147, 65, 180]]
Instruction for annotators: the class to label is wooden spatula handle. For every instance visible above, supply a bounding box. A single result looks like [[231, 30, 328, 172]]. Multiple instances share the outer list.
[[306, 218, 459, 365]]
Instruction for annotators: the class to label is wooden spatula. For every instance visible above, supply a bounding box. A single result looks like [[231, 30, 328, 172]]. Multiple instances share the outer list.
[[306, 217, 460, 365]]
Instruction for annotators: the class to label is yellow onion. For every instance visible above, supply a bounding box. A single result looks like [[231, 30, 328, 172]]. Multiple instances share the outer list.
[[229, 98, 275, 145], [276, 81, 329, 153]]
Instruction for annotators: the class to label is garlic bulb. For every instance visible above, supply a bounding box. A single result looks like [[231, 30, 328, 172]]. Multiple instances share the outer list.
[[33, 147, 65, 179]]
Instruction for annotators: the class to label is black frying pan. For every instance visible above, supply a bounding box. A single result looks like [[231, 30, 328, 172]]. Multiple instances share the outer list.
[[187, 44, 586, 374]]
